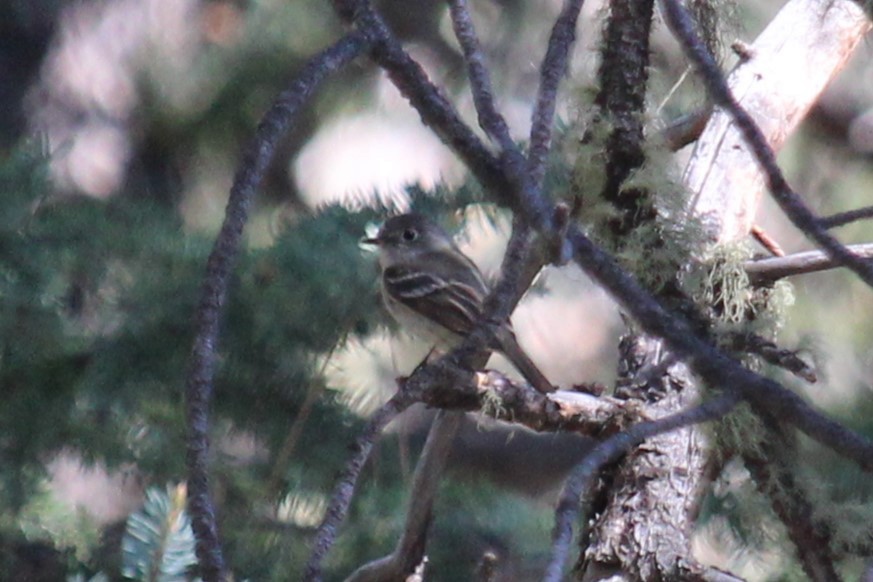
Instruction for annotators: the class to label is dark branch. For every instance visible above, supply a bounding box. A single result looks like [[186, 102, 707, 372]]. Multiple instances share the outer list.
[[543, 394, 741, 582], [596, 0, 657, 237], [527, 0, 586, 192], [820, 205, 873, 229], [728, 333, 816, 383], [344, 411, 463, 581], [184, 32, 369, 582], [304, 390, 415, 581], [659, 0, 873, 288], [331, 0, 515, 206], [446, 0, 516, 151], [567, 228, 873, 470]]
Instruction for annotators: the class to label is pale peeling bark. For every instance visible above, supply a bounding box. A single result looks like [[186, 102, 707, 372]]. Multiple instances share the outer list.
[[578, 2, 870, 580], [683, 0, 871, 242]]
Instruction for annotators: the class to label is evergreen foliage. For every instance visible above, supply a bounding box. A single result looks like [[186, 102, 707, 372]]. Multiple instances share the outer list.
[[121, 485, 197, 582], [0, 141, 554, 579]]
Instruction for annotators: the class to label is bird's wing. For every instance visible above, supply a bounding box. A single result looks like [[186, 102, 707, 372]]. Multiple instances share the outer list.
[[382, 265, 483, 336]]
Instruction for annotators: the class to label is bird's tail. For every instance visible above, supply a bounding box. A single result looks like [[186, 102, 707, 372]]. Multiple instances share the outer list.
[[495, 328, 555, 394]]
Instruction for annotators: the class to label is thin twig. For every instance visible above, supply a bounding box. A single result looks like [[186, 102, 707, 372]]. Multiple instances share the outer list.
[[528, 0, 587, 192], [445, 0, 537, 228], [304, 390, 415, 581], [659, 0, 873, 288], [446, 0, 516, 151], [543, 394, 741, 582], [331, 0, 514, 205], [344, 410, 463, 581], [184, 32, 369, 582], [750, 224, 785, 257], [819, 205, 873, 229], [745, 243, 873, 283]]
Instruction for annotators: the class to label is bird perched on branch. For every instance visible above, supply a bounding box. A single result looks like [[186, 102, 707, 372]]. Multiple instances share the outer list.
[[363, 212, 554, 394]]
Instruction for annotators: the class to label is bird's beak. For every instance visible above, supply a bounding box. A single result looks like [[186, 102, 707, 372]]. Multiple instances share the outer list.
[[361, 236, 380, 246]]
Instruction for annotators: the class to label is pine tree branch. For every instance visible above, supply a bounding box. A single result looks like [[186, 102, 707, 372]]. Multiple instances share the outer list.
[[566, 228, 873, 471], [527, 0, 586, 192], [661, 0, 873, 287], [304, 389, 416, 582], [184, 32, 370, 582], [446, 0, 516, 152], [820, 205, 873, 229], [745, 243, 873, 283], [543, 394, 741, 582], [343, 410, 463, 582]]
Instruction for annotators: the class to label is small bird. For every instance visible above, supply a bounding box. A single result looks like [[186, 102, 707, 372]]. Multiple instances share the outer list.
[[363, 212, 554, 394]]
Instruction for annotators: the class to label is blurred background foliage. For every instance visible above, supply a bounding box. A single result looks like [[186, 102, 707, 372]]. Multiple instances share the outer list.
[[1, 0, 873, 580]]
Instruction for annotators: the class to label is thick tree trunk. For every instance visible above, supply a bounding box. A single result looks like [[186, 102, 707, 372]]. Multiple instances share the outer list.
[[576, 0, 870, 579]]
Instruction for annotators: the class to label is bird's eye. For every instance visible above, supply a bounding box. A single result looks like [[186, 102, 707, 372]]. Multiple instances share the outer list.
[[402, 228, 418, 241]]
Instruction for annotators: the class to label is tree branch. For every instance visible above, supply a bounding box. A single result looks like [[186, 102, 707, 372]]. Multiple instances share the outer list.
[[446, 0, 516, 152], [820, 205, 873, 229], [745, 243, 873, 283], [663, 0, 873, 286], [543, 394, 741, 581], [567, 228, 873, 470], [595, 0, 657, 237], [184, 32, 370, 582], [304, 389, 415, 581], [527, 0, 586, 193], [330, 0, 515, 206], [343, 411, 463, 582], [421, 370, 642, 436]]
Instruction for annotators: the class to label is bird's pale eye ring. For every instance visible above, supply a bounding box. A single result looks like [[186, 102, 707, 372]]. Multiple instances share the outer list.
[[402, 228, 418, 242]]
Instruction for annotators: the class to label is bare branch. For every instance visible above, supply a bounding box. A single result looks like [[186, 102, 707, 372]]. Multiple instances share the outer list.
[[528, 0, 586, 191], [423, 370, 643, 435], [662, 0, 873, 287], [344, 411, 463, 582], [185, 32, 370, 582], [304, 390, 415, 581], [728, 333, 816, 383], [751, 224, 785, 257], [330, 0, 515, 206], [566, 228, 873, 470], [745, 243, 873, 283], [446, 0, 516, 151], [820, 205, 873, 229], [543, 394, 741, 582]]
